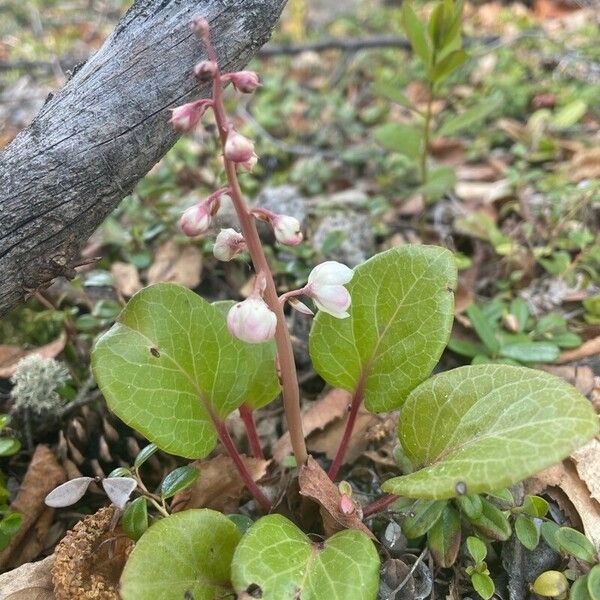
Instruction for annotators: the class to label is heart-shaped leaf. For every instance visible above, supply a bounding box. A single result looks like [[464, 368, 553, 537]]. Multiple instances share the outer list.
[[309, 246, 457, 412], [231, 514, 380, 600], [92, 284, 279, 458], [382, 365, 599, 499], [120, 509, 241, 600]]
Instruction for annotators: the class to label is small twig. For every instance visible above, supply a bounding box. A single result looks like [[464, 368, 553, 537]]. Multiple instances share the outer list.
[[58, 375, 99, 418], [362, 493, 398, 518]]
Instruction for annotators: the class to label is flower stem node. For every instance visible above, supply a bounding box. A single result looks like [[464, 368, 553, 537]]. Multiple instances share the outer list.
[[213, 228, 247, 261], [222, 71, 261, 93], [194, 61, 218, 82], [169, 99, 212, 132], [306, 261, 353, 318], [227, 297, 277, 344], [224, 129, 258, 170]]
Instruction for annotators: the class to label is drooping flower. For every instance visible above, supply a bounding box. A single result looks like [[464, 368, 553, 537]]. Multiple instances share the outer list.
[[190, 16, 209, 36], [224, 129, 257, 167], [169, 99, 212, 132], [227, 297, 277, 344], [223, 70, 261, 93], [194, 60, 218, 82], [179, 203, 212, 237], [213, 228, 246, 261], [271, 214, 303, 246], [305, 261, 353, 318]]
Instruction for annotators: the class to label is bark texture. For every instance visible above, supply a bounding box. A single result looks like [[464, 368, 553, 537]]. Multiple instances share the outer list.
[[0, 0, 286, 318]]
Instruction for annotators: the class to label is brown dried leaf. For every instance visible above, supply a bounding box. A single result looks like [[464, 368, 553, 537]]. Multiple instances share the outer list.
[[110, 262, 142, 297], [170, 454, 269, 514], [556, 336, 600, 364], [0, 336, 66, 379], [572, 440, 600, 502], [298, 457, 375, 540], [146, 241, 202, 288], [272, 389, 352, 464], [569, 147, 600, 182], [0, 445, 66, 570], [0, 555, 54, 599]]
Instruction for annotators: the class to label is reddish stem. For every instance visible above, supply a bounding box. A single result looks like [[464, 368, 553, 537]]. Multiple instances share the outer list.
[[362, 493, 398, 518], [328, 378, 365, 481], [202, 28, 308, 467], [212, 415, 271, 512], [239, 404, 264, 460]]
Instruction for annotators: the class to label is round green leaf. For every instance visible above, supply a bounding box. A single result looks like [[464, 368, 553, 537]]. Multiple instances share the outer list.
[[309, 246, 457, 413], [466, 536, 487, 565], [92, 284, 279, 458], [572, 575, 593, 600], [556, 527, 596, 563], [122, 497, 148, 541], [515, 515, 540, 551], [231, 514, 380, 600], [587, 565, 600, 600], [121, 509, 241, 600], [159, 465, 199, 499], [382, 365, 599, 498], [471, 572, 495, 600]]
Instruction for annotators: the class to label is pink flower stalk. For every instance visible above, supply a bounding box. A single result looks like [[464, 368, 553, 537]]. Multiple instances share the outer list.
[[194, 60, 218, 82], [213, 228, 247, 261], [224, 129, 258, 168], [305, 261, 353, 318], [227, 296, 277, 344], [222, 70, 261, 93], [170, 99, 212, 132]]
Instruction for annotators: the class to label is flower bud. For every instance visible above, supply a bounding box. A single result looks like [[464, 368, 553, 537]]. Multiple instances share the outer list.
[[169, 99, 211, 132], [190, 16, 209, 36], [179, 202, 212, 237], [306, 261, 353, 319], [272, 214, 303, 246], [194, 60, 218, 82], [213, 228, 246, 261], [224, 129, 257, 166], [223, 70, 261, 93], [227, 297, 277, 344]]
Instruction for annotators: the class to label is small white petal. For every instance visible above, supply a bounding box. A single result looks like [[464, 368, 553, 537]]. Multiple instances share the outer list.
[[227, 297, 277, 344], [308, 261, 353, 286], [45, 477, 94, 508], [102, 477, 138, 510], [312, 284, 351, 318], [288, 297, 314, 315]]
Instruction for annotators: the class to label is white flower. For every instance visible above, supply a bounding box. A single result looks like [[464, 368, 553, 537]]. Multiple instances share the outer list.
[[272, 215, 303, 246], [179, 203, 212, 237], [227, 297, 277, 343], [213, 228, 246, 261], [306, 261, 353, 318], [224, 129, 257, 165]]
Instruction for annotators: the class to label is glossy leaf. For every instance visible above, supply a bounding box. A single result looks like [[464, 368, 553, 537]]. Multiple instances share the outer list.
[[427, 504, 461, 567], [0, 438, 21, 457], [515, 515, 539, 550], [523, 495, 549, 518], [310, 246, 457, 412], [159, 465, 199, 499], [555, 527, 596, 562], [92, 284, 279, 458], [382, 365, 599, 498], [122, 497, 148, 541], [231, 514, 380, 600], [121, 509, 241, 600], [134, 443, 158, 469]]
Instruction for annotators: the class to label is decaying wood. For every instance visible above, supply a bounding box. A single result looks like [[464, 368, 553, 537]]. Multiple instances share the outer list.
[[0, 0, 286, 318]]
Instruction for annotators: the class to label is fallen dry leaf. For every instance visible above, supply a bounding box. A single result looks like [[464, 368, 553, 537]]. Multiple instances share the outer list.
[[572, 440, 600, 502], [146, 241, 202, 288], [538, 365, 596, 396], [569, 147, 600, 182], [556, 335, 600, 364], [0, 336, 66, 379], [0, 555, 54, 599], [273, 389, 352, 464], [298, 457, 375, 540], [0, 446, 66, 570], [170, 454, 269, 514], [110, 262, 142, 297]]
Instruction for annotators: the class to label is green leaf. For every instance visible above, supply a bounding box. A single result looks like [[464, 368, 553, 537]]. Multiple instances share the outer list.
[[401, 499, 446, 538], [121, 509, 241, 600], [498, 342, 559, 363], [382, 365, 598, 499], [427, 504, 461, 567], [122, 497, 148, 541], [455, 494, 483, 519], [466, 536, 487, 564], [467, 497, 512, 541], [432, 49, 468, 83], [0, 438, 20, 457], [231, 514, 380, 600], [555, 527, 596, 563], [374, 82, 415, 110], [471, 572, 495, 600], [402, 2, 432, 66], [374, 123, 423, 160], [509, 298, 529, 332], [159, 465, 199, 499], [587, 565, 600, 600], [420, 166, 456, 202], [466, 304, 499, 355], [447, 338, 486, 358], [551, 99, 587, 130], [515, 515, 540, 550], [310, 246, 456, 413], [552, 331, 582, 349], [571, 575, 593, 600], [540, 521, 561, 553], [92, 284, 279, 458], [522, 495, 549, 518], [437, 95, 503, 137], [134, 443, 158, 469]]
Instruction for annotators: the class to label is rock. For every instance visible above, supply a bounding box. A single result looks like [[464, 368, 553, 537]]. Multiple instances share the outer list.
[[257, 185, 308, 226]]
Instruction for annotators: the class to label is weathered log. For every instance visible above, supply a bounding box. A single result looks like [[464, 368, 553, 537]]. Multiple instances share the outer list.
[[0, 0, 286, 318]]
